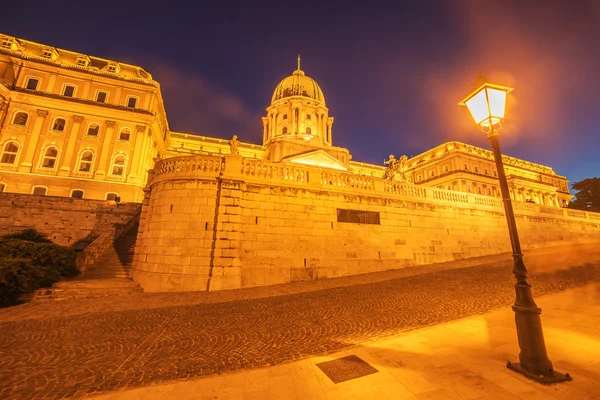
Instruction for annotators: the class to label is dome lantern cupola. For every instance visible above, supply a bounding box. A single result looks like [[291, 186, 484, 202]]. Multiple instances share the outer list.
[[270, 56, 326, 106]]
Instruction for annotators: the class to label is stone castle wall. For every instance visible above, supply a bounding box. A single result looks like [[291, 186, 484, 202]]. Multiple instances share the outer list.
[[0, 193, 141, 246], [132, 154, 600, 292]]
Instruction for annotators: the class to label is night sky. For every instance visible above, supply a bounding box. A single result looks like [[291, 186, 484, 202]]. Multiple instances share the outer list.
[[2, 0, 598, 186]]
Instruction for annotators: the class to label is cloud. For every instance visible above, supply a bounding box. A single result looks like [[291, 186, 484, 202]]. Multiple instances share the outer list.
[[143, 60, 263, 142]]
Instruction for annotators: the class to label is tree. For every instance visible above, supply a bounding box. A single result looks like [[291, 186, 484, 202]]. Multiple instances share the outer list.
[[568, 177, 600, 212]]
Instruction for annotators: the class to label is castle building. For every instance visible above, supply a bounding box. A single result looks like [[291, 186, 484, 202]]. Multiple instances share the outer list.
[[0, 34, 169, 202], [2, 33, 593, 293], [0, 33, 571, 207]]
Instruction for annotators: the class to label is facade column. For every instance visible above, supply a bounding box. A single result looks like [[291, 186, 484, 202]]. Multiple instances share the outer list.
[[290, 105, 296, 134], [59, 115, 84, 175], [327, 117, 334, 143], [0, 100, 7, 126], [19, 109, 48, 172], [262, 117, 268, 143], [136, 130, 152, 178], [128, 125, 148, 182], [269, 112, 275, 137], [94, 120, 116, 178]]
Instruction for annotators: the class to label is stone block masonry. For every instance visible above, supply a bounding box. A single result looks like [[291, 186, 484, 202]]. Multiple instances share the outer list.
[[131, 154, 600, 292], [0, 192, 141, 246]]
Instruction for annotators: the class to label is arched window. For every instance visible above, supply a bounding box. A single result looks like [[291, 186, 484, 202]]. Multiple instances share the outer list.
[[32, 186, 47, 196], [282, 127, 288, 134], [477, 185, 482, 194], [71, 189, 84, 199], [111, 154, 126, 176], [467, 183, 472, 192], [429, 170, 435, 177], [446, 185, 451, 190], [86, 123, 100, 136], [417, 175, 422, 182], [78, 151, 94, 172], [51, 117, 66, 132], [12, 111, 29, 126], [474, 166, 479, 173], [106, 192, 119, 201], [306, 127, 312, 134], [463, 163, 469, 170], [119, 128, 131, 141], [443, 165, 449, 173], [41, 146, 59, 169], [1, 142, 19, 164]]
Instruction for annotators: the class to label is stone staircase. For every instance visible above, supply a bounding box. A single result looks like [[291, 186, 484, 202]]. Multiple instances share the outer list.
[[84, 232, 137, 278], [34, 225, 143, 301]]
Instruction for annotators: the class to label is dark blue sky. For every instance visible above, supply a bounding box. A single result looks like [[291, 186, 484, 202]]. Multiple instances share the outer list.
[[2, 0, 599, 185]]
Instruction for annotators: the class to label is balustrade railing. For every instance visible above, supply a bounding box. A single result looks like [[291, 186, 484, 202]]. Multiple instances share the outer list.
[[241, 159, 308, 183], [473, 195, 503, 208], [566, 209, 587, 218], [383, 181, 427, 198], [432, 189, 468, 203], [154, 155, 222, 177], [150, 155, 600, 223], [320, 172, 375, 191]]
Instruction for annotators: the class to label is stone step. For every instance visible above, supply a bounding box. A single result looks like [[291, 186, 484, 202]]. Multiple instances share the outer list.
[[34, 278, 142, 301]]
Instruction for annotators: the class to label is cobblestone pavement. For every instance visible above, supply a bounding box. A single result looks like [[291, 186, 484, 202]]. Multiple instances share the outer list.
[[1, 244, 600, 400]]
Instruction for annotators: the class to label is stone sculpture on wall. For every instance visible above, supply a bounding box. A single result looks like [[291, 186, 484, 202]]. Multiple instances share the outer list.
[[384, 154, 408, 181], [229, 135, 240, 155]]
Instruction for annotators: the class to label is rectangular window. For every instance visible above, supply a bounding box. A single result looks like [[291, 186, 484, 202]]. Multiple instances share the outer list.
[[62, 85, 75, 97], [42, 50, 53, 58], [336, 209, 381, 225], [126, 97, 138, 108], [76, 58, 87, 66], [1, 39, 11, 49], [32, 187, 47, 196], [26, 78, 40, 90], [96, 91, 107, 103], [108, 65, 117, 73]]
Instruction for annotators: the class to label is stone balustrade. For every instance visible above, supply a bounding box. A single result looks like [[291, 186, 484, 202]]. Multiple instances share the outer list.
[[320, 172, 376, 191], [151, 154, 600, 222], [153, 155, 222, 182]]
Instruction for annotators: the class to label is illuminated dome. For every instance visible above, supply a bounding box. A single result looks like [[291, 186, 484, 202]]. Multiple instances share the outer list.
[[271, 61, 325, 106]]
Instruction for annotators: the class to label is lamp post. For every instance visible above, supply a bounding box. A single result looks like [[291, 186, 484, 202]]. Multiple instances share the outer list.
[[459, 81, 571, 383]]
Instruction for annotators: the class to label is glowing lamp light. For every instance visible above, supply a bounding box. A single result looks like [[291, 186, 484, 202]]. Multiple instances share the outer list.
[[459, 83, 513, 129]]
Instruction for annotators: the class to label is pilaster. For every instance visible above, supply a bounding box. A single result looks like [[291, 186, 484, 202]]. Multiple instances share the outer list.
[[127, 125, 147, 183], [58, 115, 84, 175], [94, 120, 115, 178], [18, 109, 47, 172]]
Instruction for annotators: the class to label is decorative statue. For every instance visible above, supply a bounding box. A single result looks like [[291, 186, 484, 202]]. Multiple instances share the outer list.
[[384, 154, 408, 181], [229, 135, 240, 155]]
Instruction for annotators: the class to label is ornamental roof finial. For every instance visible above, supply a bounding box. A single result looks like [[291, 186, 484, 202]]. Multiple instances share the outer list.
[[297, 54, 301, 71]]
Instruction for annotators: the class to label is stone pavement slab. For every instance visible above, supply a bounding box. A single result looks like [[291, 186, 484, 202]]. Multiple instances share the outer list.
[[1, 243, 600, 399], [86, 283, 600, 400]]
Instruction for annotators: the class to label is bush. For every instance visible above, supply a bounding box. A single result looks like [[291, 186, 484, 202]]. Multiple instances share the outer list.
[[0, 258, 40, 306], [1, 228, 52, 243], [0, 229, 79, 306]]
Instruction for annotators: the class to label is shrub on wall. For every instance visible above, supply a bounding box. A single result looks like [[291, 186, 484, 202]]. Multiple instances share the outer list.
[[0, 230, 78, 306]]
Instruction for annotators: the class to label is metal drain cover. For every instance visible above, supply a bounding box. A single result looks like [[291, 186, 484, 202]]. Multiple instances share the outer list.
[[316, 355, 379, 383]]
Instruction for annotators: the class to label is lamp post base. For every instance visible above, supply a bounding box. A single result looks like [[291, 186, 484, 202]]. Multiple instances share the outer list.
[[506, 361, 572, 384]]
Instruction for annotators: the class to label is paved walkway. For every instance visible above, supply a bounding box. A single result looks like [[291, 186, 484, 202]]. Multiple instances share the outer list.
[[88, 283, 600, 399], [1, 243, 600, 399]]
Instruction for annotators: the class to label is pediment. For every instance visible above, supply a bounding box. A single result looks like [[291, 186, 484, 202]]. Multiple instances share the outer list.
[[282, 150, 348, 171]]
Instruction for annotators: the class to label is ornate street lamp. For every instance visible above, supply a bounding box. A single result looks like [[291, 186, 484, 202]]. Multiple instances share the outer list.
[[459, 80, 571, 383]]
